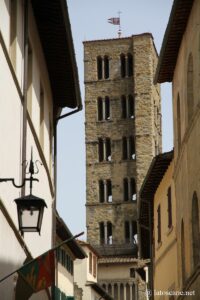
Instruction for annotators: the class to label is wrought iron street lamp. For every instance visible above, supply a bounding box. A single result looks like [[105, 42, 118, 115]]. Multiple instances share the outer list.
[[14, 194, 47, 235], [0, 150, 47, 234]]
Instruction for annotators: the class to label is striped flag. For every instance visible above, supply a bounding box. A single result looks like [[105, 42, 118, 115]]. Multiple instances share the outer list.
[[108, 17, 120, 25], [18, 250, 55, 292]]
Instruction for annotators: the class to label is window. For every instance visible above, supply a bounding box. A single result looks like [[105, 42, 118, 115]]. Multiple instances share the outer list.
[[105, 96, 110, 119], [100, 222, 105, 244], [98, 138, 111, 162], [121, 95, 127, 119], [99, 179, 112, 203], [97, 56, 103, 79], [98, 138, 104, 162], [120, 53, 133, 77], [122, 136, 135, 160], [177, 94, 181, 152], [10, 0, 17, 69], [130, 178, 136, 201], [99, 180, 104, 203], [93, 255, 97, 277], [97, 55, 110, 80], [130, 268, 135, 278], [167, 186, 172, 228], [104, 56, 109, 79], [97, 97, 103, 121], [123, 178, 136, 201], [122, 137, 128, 160], [125, 221, 130, 243], [124, 220, 137, 243], [97, 97, 110, 121], [127, 53, 133, 77], [187, 53, 194, 123], [89, 252, 92, 274], [157, 205, 161, 244], [123, 178, 129, 201], [56, 248, 74, 275], [107, 222, 113, 244], [99, 222, 113, 245], [121, 95, 134, 119], [192, 192, 200, 266], [120, 54, 126, 78], [128, 95, 134, 118]]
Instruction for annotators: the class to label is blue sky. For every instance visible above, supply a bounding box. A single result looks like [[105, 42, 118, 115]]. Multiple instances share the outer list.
[[57, 0, 174, 236]]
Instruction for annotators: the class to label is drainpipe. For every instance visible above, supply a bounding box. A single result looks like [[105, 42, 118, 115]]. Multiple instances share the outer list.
[[21, 0, 29, 197]]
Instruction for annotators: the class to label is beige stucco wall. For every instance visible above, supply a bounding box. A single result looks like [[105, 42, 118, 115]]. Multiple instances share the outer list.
[[172, 0, 200, 297], [0, 1, 54, 299], [74, 244, 98, 300], [153, 160, 178, 293]]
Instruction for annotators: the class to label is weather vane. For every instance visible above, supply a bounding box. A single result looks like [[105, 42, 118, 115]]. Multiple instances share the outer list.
[[108, 11, 122, 38]]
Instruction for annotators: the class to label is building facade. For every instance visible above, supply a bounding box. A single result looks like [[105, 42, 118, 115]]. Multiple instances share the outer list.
[[155, 0, 200, 298], [55, 214, 86, 300], [84, 34, 161, 299], [139, 151, 178, 298], [0, 0, 81, 299], [74, 241, 113, 300]]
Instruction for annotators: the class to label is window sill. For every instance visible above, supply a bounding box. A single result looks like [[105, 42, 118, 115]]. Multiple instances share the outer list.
[[97, 160, 112, 165], [96, 120, 113, 123]]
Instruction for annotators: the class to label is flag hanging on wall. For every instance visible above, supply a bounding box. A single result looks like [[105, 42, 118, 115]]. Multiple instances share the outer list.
[[18, 250, 55, 292], [108, 17, 120, 25]]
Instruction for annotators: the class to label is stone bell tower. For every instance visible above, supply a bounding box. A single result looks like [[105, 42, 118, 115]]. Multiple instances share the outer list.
[[84, 34, 161, 299]]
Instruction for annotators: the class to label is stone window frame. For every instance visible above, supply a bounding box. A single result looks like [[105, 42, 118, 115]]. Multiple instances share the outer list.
[[122, 136, 136, 160], [97, 96, 111, 121], [120, 53, 133, 78], [98, 179, 112, 203], [98, 137, 111, 162], [123, 177, 136, 202], [96, 55, 110, 80], [121, 94, 135, 119]]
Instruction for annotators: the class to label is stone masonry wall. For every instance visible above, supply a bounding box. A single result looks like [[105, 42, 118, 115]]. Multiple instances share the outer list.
[[84, 34, 161, 252]]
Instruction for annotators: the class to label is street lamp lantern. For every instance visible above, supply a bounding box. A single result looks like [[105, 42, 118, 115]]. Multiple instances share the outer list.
[[0, 149, 47, 235], [14, 194, 47, 235]]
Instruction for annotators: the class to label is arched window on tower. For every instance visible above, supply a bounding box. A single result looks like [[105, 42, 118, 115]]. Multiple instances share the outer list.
[[99, 222, 105, 244], [107, 222, 113, 244], [120, 53, 126, 78], [97, 56, 103, 80], [105, 96, 110, 120], [128, 94, 134, 118], [187, 53, 194, 123], [104, 55, 109, 79], [99, 180, 104, 203], [192, 192, 200, 266], [127, 53, 133, 77], [129, 136, 136, 160], [97, 97, 103, 121], [121, 95, 127, 119], [123, 178, 129, 201], [122, 137, 128, 160], [98, 138, 104, 162], [130, 178, 136, 201]]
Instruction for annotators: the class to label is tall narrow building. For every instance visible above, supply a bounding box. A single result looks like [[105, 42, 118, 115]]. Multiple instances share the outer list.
[[84, 34, 161, 299]]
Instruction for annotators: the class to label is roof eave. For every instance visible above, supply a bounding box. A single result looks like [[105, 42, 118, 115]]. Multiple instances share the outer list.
[[155, 0, 194, 84]]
